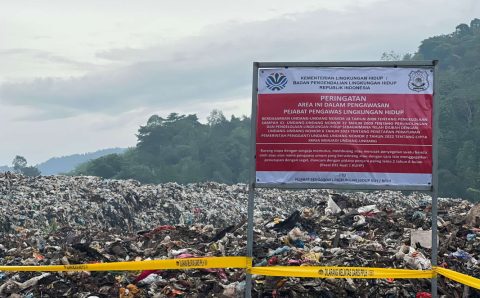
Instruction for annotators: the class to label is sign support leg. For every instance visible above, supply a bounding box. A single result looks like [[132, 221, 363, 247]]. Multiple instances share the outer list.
[[431, 60, 439, 298], [245, 184, 255, 298], [431, 188, 438, 298]]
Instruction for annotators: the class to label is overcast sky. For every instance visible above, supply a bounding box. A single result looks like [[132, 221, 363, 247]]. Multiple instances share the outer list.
[[0, 0, 479, 165]]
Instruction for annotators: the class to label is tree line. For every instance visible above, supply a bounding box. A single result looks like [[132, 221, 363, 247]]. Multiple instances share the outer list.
[[72, 111, 250, 185]]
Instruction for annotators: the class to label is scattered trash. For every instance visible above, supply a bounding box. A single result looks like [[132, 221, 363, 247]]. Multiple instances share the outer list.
[[416, 292, 432, 298], [325, 197, 342, 216], [450, 249, 472, 260], [411, 229, 434, 249], [272, 210, 301, 231], [0, 173, 478, 296], [119, 284, 140, 298], [466, 203, 480, 227], [395, 244, 431, 270]]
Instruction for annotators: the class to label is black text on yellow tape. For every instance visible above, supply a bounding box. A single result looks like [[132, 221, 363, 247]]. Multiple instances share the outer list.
[[249, 266, 435, 279], [5, 258, 479, 290], [0, 257, 250, 272]]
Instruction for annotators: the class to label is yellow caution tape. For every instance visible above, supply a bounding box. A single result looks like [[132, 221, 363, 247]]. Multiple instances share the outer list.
[[249, 266, 435, 279], [0, 257, 250, 272], [1, 256, 478, 290], [435, 267, 480, 290]]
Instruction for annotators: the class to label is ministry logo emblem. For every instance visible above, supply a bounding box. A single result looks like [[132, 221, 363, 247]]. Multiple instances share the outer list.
[[408, 70, 429, 92], [266, 73, 288, 91]]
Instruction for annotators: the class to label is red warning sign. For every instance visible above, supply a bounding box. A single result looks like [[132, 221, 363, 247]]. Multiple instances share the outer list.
[[256, 67, 434, 187]]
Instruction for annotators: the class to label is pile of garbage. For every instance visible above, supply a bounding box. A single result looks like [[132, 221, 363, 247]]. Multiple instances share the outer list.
[[0, 173, 479, 297]]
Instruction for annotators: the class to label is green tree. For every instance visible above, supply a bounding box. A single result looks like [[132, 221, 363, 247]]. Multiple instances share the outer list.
[[455, 23, 471, 36], [83, 154, 124, 179], [22, 166, 41, 177], [12, 155, 41, 176], [12, 155, 27, 173], [207, 109, 227, 126]]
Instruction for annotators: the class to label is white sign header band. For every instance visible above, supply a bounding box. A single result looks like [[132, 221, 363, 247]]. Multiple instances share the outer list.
[[258, 67, 433, 95]]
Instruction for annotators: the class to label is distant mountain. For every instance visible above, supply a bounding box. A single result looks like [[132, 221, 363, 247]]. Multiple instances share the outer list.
[[0, 165, 12, 172], [37, 148, 127, 175]]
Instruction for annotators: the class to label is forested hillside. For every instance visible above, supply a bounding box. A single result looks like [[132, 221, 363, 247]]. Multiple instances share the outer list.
[[407, 19, 480, 199], [74, 19, 480, 200], [72, 111, 250, 184]]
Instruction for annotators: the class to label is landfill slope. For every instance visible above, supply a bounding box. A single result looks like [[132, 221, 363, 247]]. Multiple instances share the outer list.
[[0, 173, 478, 297]]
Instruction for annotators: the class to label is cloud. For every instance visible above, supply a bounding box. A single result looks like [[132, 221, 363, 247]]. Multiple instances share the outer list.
[[0, 48, 97, 70], [0, 105, 141, 165], [1, 0, 478, 120]]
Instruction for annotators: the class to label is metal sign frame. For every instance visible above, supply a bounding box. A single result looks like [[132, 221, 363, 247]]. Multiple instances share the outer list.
[[246, 61, 439, 297]]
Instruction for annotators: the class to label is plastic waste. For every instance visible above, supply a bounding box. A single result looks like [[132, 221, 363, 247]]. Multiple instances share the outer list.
[[325, 197, 341, 216], [267, 246, 291, 257], [449, 249, 471, 260], [416, 292, 432, 298], [357, 205, 379, 214], [466, 233, 476, 241]]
